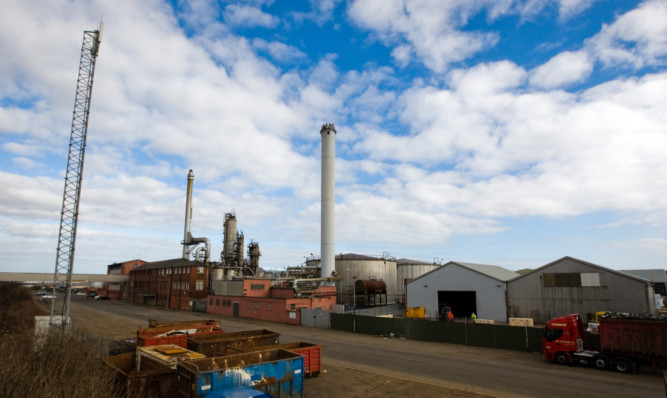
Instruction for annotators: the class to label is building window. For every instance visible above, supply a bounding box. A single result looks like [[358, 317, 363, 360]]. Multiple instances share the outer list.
[[216, 299, 220, 306], [251, 284, 266, 290], [581, 273, 601, 287], [290, 304, 295, 310], [209, 298, 213, 305], [197, 267, 204, 274], [196, 280, 204, 291], [543, 273, 601, 287]]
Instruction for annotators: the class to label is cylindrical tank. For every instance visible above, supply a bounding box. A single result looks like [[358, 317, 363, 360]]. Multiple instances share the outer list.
[[235, 233, 245, 266], [211, 268, 224, 282], [248, 242, 261, 273], [355, 279, 387, 293], [307, 253, 398, 306], [396, 258, 442, 302], [223, 212, 237, 264]]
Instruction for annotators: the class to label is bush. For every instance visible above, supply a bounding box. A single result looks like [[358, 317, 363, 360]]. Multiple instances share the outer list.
[[0, 283, 120, 397], [0, 283, 46, 335]]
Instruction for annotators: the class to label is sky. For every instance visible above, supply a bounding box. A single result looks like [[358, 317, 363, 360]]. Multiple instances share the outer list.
[[1, 0, 666, 274]]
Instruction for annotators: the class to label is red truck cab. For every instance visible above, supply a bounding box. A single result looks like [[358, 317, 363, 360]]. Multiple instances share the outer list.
[[542, 314, 585, 364]]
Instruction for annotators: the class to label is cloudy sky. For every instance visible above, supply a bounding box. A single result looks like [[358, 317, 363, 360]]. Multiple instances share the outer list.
[[1, 0, 666, 274]]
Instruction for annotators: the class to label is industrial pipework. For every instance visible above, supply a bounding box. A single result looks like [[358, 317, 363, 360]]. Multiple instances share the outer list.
[[320, 123, 336, 281], [181, 170, 211, 262]]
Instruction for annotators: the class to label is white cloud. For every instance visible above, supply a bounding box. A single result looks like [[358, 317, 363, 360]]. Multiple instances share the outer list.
[[530, 50, 594, 89], [223, 4, 279, 28], [586, 0, 667, 69], [558, 0, 597, 20], [348, 0, 499, 72], [352, 69, 667, 222], [252, 38, 307, 63]]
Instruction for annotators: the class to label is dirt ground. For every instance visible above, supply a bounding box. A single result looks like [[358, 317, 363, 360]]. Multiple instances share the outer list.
[[65, 298, 491, 398]]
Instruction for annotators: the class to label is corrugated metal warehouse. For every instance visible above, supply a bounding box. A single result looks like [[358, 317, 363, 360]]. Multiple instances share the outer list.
[[507, 256, 656, 324], [406, 261, 519, 322]]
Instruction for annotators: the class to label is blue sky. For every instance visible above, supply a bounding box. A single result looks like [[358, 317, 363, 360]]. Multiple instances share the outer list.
[[1, 0, 666, 274]]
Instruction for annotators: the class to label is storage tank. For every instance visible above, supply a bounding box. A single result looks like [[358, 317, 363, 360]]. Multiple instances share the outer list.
[[396, 258, 442, 303], [306, 253, 398, 306]]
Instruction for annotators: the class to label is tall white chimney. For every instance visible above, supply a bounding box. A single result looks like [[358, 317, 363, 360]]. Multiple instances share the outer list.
[[320, 123, 336, 279], [182, 169, 194, 259]]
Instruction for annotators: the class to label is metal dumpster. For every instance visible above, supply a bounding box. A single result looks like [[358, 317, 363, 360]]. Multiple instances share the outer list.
[[137, 344, 207, 371], [177, 349, 304, 398], [103, 352, 177, 398], [243, 342, 321, 377], [138, 329, 225, 348], [187, 329, 280, 357]]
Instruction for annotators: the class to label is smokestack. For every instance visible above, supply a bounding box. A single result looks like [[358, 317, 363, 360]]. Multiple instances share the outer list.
[[320, 123, 336, 279], [182, 169, 194, 259]]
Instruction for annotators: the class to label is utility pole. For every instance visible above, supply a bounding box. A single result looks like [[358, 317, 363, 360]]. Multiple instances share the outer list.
[[49, 23, 103, 330]]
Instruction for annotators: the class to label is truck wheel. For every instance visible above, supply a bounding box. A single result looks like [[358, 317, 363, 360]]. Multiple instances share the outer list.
[[612, 357, 635, 373], [554, 352, 570, 365], [593, 355, 609, 370]]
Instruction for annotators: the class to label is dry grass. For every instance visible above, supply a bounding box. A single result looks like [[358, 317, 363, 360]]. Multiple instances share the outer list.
[[0, 283, 121, 398]]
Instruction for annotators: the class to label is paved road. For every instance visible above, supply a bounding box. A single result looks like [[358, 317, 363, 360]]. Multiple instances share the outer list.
[[73, 296, 664, 398]]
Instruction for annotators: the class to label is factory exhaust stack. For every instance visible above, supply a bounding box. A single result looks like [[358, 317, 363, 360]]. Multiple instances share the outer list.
[[181, 169, 211, 262], [320, 123, 336, 280], [182, 170, 194, 259]]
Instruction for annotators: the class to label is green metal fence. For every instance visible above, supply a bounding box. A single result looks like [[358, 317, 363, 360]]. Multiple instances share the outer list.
[[331, 313, 543, 352]]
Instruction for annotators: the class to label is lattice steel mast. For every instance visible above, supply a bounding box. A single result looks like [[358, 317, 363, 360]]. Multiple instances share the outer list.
[[49, 24, 103, 329]]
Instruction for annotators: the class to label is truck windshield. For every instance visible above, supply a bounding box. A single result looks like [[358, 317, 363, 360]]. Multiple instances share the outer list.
[[544, 328, 563, 342]]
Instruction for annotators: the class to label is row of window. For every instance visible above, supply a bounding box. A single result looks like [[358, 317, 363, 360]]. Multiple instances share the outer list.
[[210, 298, 234, 307], [250, 284, 266, 290], [129, 280, 205, 290], [160, 266, 206, 275], [171, 280, 205, 291]]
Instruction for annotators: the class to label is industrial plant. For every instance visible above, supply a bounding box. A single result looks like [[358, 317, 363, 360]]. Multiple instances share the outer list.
[[96, 122, 664, 330]]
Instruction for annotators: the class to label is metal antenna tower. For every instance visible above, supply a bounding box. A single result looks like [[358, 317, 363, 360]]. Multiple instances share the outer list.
[[49, 24, 103, 329]]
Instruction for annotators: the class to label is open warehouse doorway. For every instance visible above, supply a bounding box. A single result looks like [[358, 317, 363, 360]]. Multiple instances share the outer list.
[[438, 291, 477, 319]]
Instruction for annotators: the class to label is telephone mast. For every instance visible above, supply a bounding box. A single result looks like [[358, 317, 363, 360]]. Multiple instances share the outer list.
[[49, 24, 103, 329]]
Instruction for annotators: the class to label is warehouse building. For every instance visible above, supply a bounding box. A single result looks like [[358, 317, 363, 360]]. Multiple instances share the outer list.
[[620, 269, 666, 296], [507, 256, 656, 324], [406, 261, 519, 322]]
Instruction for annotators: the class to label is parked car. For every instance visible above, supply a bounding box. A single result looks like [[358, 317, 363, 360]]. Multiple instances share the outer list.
[[86, 291, 97, 298], [94, 295, 110, 300]]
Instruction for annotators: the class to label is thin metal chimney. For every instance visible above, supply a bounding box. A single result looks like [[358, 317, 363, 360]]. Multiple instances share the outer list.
[[320, 123, 336, 279], [182, 169, 194, 259], [181, 169, 212, 262]]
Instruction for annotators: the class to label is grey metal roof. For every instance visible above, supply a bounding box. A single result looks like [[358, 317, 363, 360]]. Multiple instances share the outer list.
[[397, 258, 438, 266], [510, 256, 650, 283], [452, 261, 521, 282], [619, 269, 666, 283], [132, 258, 201, 271]]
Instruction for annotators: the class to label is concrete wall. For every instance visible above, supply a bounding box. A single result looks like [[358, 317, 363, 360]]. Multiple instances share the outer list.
[[407, 264, 509, 322], [507, 257, 655, 323]]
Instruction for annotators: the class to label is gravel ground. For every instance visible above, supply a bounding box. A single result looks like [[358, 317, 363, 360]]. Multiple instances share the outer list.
[[66, 297, 492, 398]]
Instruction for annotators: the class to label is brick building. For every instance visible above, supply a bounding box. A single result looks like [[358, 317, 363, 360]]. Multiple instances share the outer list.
[[129, 258, 209, 311], [102, 259, 146, 299], [207, 279, 336, 325]]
